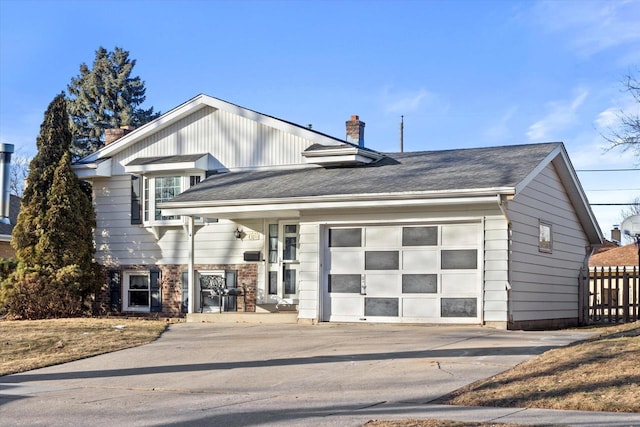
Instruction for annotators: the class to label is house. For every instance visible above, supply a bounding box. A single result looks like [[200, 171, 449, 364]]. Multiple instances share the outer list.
[[588, 242, 639, 317], [73, 94, 603, 329], [0, 196, 20, 259], [590, 243, 639, 268]]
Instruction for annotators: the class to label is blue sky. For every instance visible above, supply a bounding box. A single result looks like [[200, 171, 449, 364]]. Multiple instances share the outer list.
[[1, 0, 639, 239]]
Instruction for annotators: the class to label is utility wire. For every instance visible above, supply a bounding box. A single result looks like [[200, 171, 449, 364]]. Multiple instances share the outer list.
[[590, 203, 639, 206], [576, 168, 640, 172], [586, 189, 640, 191]]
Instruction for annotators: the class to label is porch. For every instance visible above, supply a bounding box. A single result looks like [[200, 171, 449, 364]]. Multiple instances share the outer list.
[[186, 311, 301, 324]]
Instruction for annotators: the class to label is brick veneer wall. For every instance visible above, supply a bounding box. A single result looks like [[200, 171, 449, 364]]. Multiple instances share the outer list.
[[94, 263, 258, 316]]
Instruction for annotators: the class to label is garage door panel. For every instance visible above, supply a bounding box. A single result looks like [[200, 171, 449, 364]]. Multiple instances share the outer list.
[[402, 274, 437, 293], [329, 274, 361, 293], [366, 274, 400, 295], [366, 227, 400, 247], [402, 249, 438, 271], [441, 273, 479, 296], [365, 297, 399, 316], [329, 251, 363, 272], [331, 296, 363, 316], [442, 224, 480, 246], [403, 298, 438, 317], [441, 297, 478, 317]]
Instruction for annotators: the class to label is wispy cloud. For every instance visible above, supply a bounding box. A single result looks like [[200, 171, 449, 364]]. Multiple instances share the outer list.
[[529, 0, 640, 57], [484, 106, 518, 141], [595, 95, 640, 130], [380, 87, 433, 115], [526, 88, 589, 141]]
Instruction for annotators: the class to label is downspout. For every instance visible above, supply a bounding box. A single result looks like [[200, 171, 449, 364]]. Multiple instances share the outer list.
[[497, 194, 513, 328]]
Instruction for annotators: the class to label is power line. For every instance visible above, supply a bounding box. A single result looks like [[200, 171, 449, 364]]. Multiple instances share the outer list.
[[586, 188, 640, 191], [577, 168, 640, 172], [590, 203, 639, 206]]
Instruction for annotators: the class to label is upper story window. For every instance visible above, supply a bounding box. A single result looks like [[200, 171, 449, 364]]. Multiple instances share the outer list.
[[125, 154, 210, 227], [142, 174, 203, 225]]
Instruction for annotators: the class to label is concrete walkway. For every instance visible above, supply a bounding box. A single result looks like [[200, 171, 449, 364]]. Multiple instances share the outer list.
[[1, 323, 638, 426]]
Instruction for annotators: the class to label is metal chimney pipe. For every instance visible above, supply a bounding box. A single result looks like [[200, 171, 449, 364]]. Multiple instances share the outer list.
[[0, 143, 14, 225]]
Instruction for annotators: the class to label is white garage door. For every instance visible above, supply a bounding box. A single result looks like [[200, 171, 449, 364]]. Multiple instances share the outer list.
[[324, 223, 482, 323]]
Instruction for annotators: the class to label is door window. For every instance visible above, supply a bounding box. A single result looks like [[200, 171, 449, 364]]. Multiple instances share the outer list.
[[266, 222, 299, 300]]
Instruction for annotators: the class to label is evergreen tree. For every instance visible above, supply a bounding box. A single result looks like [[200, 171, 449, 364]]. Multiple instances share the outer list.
[[37, 151, 96, 270], [12, 94, 71, 262], [5, 94, 102, 318], [67, 46, 160, 158]]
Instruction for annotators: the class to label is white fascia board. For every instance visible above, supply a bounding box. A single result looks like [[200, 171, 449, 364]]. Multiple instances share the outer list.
[[515, 143, 602, 244], [0, 234, 11, 242], [552, 148, 603, 244], [124, 155, 209, 174], [302, 147, 384, 165], [302, 154, 377, 165], [161, 191, 507, 218], [514, 144, 562, 194], [302, 147, 384, 159], [71, 158, 112, 178]]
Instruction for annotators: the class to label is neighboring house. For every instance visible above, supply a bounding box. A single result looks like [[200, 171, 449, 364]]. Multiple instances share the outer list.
[[73, 94, 602, 330], [588, 242, 639, 318], [0, 195, 21, 259], [590, 243, 639, 268]]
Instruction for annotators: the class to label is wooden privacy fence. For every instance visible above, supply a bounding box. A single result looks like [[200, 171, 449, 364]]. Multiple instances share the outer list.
[[588, 266, 639, 324]]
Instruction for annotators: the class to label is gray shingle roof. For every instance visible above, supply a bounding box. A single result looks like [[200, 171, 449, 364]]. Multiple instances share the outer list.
[[169, 142, 561, 203], [0, 195, 21, 235]]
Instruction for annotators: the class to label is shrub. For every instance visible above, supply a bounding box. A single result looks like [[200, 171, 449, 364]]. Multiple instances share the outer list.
[[0, 265, 98, 319]]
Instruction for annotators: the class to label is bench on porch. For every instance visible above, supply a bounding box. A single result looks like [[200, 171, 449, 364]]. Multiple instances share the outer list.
[[199, 275, 245, 313]]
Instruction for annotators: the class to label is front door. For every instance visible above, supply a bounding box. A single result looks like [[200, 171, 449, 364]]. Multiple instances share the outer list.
[[266, 222, 300, 305]]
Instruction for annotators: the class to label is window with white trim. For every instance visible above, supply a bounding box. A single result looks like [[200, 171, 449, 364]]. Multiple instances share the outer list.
[[141, 174, 203, 225], [123, 270, 162, 312]]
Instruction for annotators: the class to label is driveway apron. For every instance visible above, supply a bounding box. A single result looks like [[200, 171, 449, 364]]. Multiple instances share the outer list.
[[0, 323, 605, 426]]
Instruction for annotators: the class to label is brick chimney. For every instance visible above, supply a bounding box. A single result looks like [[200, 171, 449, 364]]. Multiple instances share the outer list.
[[104, 125, 135, 145], [611, 225, 621, 244], [346, 115, 365, 147]]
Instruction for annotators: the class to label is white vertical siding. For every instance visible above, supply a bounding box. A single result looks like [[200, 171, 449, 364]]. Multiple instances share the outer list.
[[507, 163, 589, 322], [110, 107, 316, 174]]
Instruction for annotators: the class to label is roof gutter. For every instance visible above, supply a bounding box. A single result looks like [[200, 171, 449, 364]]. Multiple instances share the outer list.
[[161, 189, 512, 218]]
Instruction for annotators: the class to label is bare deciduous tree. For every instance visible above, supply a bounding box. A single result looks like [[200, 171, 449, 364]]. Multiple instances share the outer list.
[[10, 152, 30, 197], [605, 69, 640, 160]]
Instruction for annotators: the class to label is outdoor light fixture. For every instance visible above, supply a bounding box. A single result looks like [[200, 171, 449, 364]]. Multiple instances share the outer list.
[[234, 228, 242, 239]]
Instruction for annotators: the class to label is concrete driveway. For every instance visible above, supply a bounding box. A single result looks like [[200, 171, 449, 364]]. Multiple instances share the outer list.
[[0, 323, 604, 426]]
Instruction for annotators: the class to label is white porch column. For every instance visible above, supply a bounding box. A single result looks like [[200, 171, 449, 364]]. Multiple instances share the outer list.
[[187, 215, 196, 314]]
